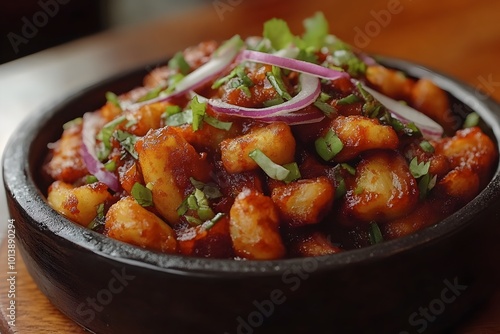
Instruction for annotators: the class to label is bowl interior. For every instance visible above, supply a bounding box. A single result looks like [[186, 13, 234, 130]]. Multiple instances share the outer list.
[[4, 56, 500, 276]]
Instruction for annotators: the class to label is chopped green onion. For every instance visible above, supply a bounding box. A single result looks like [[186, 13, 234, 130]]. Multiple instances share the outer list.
[[203, 212, 225, 230], [337, 94, 361, 105], [104, 160, 116, 172], [87, 203, 105, 231], [249, 149, 290, 181], [266, 66, 292, 101], [85, 175, 98, 184], [369, 222, 384, 245], [464, 112, 480, 128], [282, 162, 301, 183], [185, 215, 203, 226], [204, 115, 233, 131], [340, 163, 356, 176], [190, 96, 206, 131], [168, 52, 191, 75], [334, 177, 347, 199], [105, 91, 122, 110], [165, 73, 185, 94], [263, 97, 285, 107], [189, 177, 223, 199], [96, 115, 127, 161], [137, 86, 163, 102], [63, 117, 82, 130], [314, 100, 337, 117], [315, 129, 344, 161], [419, 140, 435, 153], [354, 185, 364, 195], [131, 182, 153, 207], [404, 123, 423, 137]]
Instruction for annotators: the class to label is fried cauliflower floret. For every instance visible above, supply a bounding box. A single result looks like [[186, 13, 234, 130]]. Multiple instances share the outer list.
[[136, 127, 211, 225], [271, 177, 335, 227], [105, 197, 177, 253], [220, 122, 296, 173], [342, 150, 419, 222], [47, 181, 111, 227], [229, 189, 285, 260]]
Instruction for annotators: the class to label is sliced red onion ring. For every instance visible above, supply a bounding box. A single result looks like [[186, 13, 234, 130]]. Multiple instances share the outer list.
[[80, 112, 121, 192], [359, 83, 444, 140], [129, 36, 243, 110], [237, 49, 349, 80], [259, 107, 325, 125], [207, 74, 321, 119]]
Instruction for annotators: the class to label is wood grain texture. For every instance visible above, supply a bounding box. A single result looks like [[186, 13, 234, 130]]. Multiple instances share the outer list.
[[0, 0, 499, 332]]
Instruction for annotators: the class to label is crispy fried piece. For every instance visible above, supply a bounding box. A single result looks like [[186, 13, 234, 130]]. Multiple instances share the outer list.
[[229, 189, 285, 260], [44, 122, 88, 183], [105, 197, 178, 253], [136, 127, 211, 225], [366, 65, 414, 101], [220, 122, 296, 173], [47, 181, 111, 227], [328, 115, 399, 162], [342, 150, 419, 222], [271, 177, 335, 227]]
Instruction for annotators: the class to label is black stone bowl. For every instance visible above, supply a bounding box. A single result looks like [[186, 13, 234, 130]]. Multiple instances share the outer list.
[[3, 57, 500, 334]]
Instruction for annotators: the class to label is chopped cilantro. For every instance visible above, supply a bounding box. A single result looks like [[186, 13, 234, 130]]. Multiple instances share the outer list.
[[249, 149, 291, 181], [409, 157, 431, 179], [315, 129, 344, 161], [302, 12, 329, 50], [330, 50, 367, 77], [131, 182, 153, 207], [263, 18, 295, 50], [113, 130, 138, 159], [168, 52, 191, 75]]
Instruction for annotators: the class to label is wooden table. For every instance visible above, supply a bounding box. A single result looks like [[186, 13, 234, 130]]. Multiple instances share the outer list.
[[1, 0, 500, 332]]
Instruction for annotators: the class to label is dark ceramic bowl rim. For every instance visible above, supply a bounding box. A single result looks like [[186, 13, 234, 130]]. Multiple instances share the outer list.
[[3, 56, 500, 278]]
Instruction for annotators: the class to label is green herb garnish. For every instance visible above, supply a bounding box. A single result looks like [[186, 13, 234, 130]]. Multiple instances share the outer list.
[[113, 130, 138, 159], [105, 91, 122, 110], [96, 115, 126, 161], [131, 182, 153, 207], [315, 129, 344, 161], [369, 222, 384, 245], [63, 117, 82, 130], [249, 149, 291, 181], [464, 112, 480, 128], [282, 162, 302, 183], [419, 140, 435, 153], [168, 52, 191, 75]]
